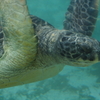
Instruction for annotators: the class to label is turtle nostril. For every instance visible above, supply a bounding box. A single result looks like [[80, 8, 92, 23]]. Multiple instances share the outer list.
[[62, 37, 69, 42]]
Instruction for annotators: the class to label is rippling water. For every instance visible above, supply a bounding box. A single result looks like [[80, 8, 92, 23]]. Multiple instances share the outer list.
[[0, 0, 100, 100]]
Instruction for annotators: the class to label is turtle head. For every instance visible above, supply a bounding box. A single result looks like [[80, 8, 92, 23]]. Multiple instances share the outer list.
[[57, 31, 100, 67]]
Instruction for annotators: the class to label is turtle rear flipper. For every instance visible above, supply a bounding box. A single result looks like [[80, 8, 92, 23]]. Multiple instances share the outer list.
[[63, 0, 99, 36]]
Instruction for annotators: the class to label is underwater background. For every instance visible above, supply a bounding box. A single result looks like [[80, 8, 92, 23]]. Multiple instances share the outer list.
[[0, 0, 100, 100]]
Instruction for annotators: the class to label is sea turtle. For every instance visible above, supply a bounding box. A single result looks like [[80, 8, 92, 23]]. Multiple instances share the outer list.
[[0, 0, 100, 88]]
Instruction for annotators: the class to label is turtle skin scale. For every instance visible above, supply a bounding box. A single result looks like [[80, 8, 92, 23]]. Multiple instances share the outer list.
[[0, 0, 100, 88]]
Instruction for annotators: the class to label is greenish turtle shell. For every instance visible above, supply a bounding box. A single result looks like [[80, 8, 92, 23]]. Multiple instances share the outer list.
[[0, 0, 100, 88]]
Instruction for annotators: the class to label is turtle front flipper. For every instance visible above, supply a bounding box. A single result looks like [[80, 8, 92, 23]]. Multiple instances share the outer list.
[[0, 0, 37, 67], [63, 0, 99, 36], [0, 0, 37, 88]]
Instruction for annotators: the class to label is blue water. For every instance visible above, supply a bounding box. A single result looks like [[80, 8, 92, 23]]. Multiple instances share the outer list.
[[0, 0, 100, 100]]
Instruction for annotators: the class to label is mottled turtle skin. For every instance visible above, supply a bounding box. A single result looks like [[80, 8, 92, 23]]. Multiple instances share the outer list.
[[0, 0, 100, 88]]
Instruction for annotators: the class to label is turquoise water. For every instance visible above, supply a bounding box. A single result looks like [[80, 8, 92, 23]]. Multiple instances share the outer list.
[[0, 0, 100, 100]]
